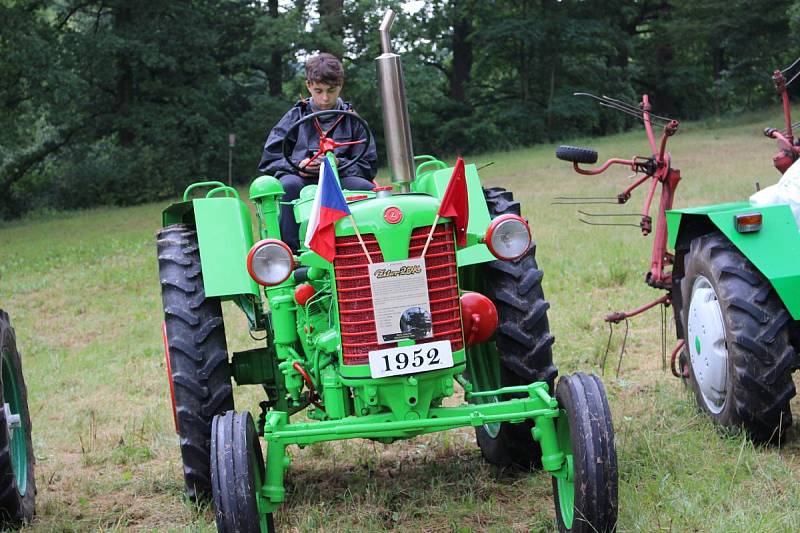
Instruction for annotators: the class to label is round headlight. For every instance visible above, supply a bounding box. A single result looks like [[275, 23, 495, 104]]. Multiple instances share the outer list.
[[247, 239, 295, 286], [485, 214, 531, 261]]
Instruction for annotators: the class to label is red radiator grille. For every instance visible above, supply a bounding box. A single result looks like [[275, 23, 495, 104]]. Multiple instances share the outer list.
[[334, 223, 464, 365]]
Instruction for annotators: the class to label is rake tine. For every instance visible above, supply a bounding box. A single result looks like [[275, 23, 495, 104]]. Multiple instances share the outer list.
[[615, 319, 629, 378], [577, 210, 643, 217], [787, 69, 800, 87], [574, 92, 673, 126], [552, 200, 622, 205], [600, 322, 614, 375], [781, 56, 800, 75], [578, 219, 642, 228], [600, 94, 675, 123]]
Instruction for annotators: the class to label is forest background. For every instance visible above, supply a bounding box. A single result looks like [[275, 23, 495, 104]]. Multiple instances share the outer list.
[[2, 0, 798, 219]]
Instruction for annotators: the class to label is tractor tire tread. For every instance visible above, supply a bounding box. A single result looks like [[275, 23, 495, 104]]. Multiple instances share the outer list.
[[470, 187, 557, 469], [157, 224, 234, 500], [0, 311, 36, 526], [683, 232, 796, 442]]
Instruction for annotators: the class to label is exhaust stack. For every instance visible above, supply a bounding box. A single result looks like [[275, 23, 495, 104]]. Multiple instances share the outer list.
[[376, 9, 415, 192]]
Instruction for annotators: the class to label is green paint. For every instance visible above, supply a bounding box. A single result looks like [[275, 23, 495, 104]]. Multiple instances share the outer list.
[[695, 335, 701, 355], [194, 196, 258, 298], [668, 202, 800, 318]]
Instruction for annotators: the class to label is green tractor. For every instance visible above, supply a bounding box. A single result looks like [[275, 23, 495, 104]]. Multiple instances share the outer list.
[[0, 310, 36, 527], [157, 10, 617, 532]]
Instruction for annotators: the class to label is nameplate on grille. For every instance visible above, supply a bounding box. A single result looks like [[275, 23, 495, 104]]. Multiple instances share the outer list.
[[368, 340, 453, 378], [368, 257, 433, 344]]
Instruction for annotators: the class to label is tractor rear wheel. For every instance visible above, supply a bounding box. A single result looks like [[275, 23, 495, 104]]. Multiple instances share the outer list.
[[211, 411, 271, 533], [681, 232, 797, 442], [157, 224, 234, 499], [552, 372, 617, 533], [0, 311, 35, 527], [467, 187, 557, 468]]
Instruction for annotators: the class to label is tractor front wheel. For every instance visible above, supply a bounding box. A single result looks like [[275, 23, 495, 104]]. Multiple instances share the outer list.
[[211, 411, 271, 533], [680, 232, 797, 442], [552, 372, 617, 533], [0, 310, 35, 527], [157, 224, 235, 499], [467, 187, 557, 468]]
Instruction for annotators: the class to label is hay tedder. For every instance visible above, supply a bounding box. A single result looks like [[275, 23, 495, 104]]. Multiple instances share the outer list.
[[556, 82, 800, 443], [158, 10, 617, 532]]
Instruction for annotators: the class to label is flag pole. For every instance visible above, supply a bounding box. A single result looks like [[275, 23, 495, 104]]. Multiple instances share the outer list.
[[348, 215, 373, 264], [420, 214, 440, 258]]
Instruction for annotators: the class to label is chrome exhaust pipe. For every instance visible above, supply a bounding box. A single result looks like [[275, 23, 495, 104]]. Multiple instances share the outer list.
[[376, 9, 415, 192]]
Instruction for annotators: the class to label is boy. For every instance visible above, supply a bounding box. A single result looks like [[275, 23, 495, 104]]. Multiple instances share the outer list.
[[258, 53, 377, 252]]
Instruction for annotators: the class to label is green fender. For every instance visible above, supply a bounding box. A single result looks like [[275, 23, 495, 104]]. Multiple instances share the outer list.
[[667, 201, 800, 319], [162, 182, 258, 298]]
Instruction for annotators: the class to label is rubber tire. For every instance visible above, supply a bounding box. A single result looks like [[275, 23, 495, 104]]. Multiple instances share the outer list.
[[472, 187, 557, 468], [681, 232, 797, 442], [552, 373, 617, 533], [211, 411, 268, 533], [157, 224, 234, 499], [0, 311, 35, 526], [556, 145, 598, 164]]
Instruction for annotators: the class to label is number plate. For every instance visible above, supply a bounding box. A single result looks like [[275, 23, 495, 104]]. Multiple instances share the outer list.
[[368, 340, 453, 378]]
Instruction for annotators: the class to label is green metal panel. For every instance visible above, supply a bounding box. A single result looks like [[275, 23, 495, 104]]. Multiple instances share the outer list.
[[194, 197, 259, 298], [668, 202, 800, 318]]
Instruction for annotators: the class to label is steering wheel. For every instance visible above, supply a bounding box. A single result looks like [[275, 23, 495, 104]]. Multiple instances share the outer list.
[[281, 109, 373, 175]]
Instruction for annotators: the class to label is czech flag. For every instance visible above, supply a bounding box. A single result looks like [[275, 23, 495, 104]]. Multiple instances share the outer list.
[[439, 157, 469, 246], [304, 156, 351, 262]]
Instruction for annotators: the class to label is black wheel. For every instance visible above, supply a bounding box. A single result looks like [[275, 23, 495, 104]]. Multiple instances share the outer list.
[[465, 187, 557, 468], [211, 411, 270, 533], [552, 372, 617, 533], [0, 311, 35, 527], [555, 145, 598, 164], [681, 232, 798, 442], [157, 224, 234, 499]]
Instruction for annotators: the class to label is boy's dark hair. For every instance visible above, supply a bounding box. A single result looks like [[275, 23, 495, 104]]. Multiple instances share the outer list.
[[305, 53, 344, 86]]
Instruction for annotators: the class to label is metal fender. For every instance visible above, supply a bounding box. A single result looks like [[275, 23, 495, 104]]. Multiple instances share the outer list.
[[162, 190, 258, 298], [667, 201, 800, 318]]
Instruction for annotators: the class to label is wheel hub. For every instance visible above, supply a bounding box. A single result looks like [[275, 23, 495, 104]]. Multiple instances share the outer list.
[[687, 276, 728, 413]]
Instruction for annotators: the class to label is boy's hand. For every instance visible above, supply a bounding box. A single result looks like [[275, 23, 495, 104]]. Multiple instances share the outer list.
[[299, 155, 339, 177], [299, 157, 321, 177]]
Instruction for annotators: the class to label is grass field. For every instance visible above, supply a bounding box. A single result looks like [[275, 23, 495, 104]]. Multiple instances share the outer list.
[[2, 107, 800, 532]]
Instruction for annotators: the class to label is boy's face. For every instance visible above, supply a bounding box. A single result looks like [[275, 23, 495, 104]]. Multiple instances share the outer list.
[[306, 81, 342, 110]]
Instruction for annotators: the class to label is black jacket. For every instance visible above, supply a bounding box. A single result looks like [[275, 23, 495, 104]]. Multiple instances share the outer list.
[[258, 98, 378, 179]]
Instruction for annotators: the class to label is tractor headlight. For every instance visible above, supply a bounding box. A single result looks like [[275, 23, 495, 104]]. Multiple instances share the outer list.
[[247, 239, 295, 286], [484, 214, 531, 261]]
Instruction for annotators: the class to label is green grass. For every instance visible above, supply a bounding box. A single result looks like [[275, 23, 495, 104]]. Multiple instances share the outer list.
[[2, 106, 800, 531]]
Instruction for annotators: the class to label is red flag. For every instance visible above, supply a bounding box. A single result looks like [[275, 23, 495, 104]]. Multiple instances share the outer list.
[[438, 157, 469, 246]]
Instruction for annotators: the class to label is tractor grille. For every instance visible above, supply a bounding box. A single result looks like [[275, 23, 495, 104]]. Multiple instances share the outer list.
[[334, 223, 463, 365]]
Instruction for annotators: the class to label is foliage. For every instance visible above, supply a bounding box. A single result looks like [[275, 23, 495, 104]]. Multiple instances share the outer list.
[[1, 0, 798, 217]]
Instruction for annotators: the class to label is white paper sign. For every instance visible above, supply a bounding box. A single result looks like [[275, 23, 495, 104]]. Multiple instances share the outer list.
[[368, 257, 433, 344]]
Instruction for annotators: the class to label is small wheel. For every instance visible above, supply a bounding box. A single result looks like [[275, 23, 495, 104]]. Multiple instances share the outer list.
[[552, 372, 617, 533], [211, 411, 270, 533], [0, 310, 35, 526], [280, 109, 372, 174], [465, 187, 557, 468], [681, 232, 797, 442], [555, 145, 598, 164], [157, 224, 234, 499]]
